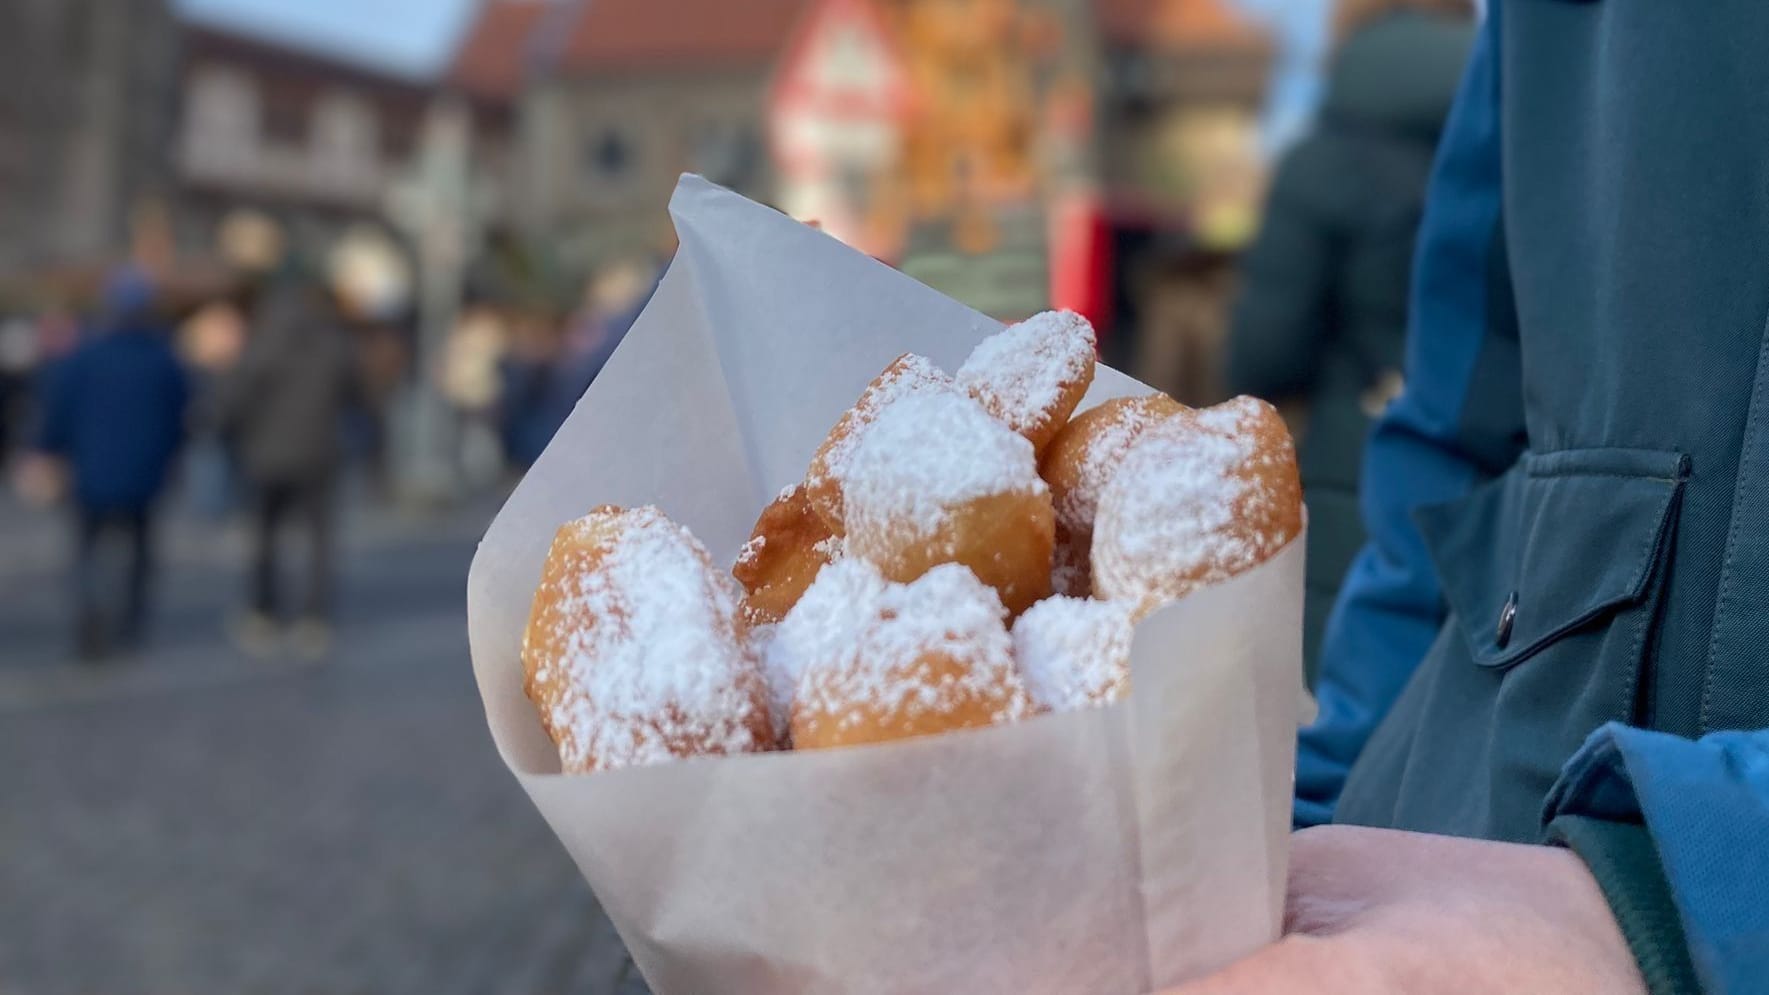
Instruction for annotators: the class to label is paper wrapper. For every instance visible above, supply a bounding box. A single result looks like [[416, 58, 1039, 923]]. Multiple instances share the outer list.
[[467, 176, 1303, 994]]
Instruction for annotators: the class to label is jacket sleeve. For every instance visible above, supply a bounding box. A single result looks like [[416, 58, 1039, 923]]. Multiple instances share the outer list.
[[1294, 12, 1527, 827], [1224, 147, 1337, 400], [1545, 723, 1769, 993]]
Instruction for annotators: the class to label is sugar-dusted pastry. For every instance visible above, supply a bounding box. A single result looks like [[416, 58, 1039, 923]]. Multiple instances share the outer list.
[[957, 310, 1097, 457], [804, 353, 957, 534], [522, 505, 773, 773], [779, 559, 1032, 750], [1012, 595, 1136, 712], [1038, 393, 1187, 596], [1091, 396, 1302, 615], [841, 390, 1054, 616], [733, 482, 843, 625]]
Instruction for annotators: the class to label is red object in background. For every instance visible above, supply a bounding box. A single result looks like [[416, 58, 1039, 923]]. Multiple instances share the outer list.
[[1048, 191, 1113, 345]]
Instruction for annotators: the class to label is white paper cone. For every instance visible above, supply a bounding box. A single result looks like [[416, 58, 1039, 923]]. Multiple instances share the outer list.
[[467, 175, 1303, 994]]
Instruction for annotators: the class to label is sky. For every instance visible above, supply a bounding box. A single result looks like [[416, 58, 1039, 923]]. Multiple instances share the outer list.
[[176, 0, 1330, 142], [175, 0, 483, 79], [1233, 0, 1333, 150]]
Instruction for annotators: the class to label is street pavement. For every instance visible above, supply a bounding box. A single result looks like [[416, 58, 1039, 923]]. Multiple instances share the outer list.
[[0, 490, 649, 994]]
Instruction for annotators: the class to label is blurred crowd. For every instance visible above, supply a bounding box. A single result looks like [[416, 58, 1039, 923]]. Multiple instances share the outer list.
[[0, 0, 1477, 685], [0, 247, 659, 663]]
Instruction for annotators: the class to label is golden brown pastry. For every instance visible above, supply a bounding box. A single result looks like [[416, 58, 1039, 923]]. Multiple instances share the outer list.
[[777, 559, 1032, 750], [732, 482, 842, 625], [1011, 595, 1136, 711], [957, 310, 1098, 457], [1038, 393, 1187, 596], [1091, 396, 1302, 615], [522, 505, 773, 773], [804, 353, 956, 534], [840, 390, 1054, 616]]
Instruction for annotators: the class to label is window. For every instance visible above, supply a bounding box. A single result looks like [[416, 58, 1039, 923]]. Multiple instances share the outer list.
[[312, 90, 378, 183], [691, 122, 759, 189]]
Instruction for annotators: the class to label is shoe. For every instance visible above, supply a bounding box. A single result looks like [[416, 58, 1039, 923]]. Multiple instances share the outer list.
[[289, 619, 333, 660], [230, 612, 280, 658]]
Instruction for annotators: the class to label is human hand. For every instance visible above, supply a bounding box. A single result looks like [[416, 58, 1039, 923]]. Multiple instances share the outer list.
[[1159, 825, 1645, 994], [11, 452, 65, 507]]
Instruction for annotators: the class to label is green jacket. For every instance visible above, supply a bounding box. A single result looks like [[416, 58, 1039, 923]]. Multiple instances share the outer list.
[[1226, 11, 1474, 678]]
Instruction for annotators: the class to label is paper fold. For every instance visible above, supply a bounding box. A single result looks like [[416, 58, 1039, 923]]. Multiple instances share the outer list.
[[467, 175, 1301, 994]]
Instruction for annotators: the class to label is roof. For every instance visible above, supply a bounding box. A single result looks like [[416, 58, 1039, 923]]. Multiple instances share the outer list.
[[1093, 0, 1270, 51], [449, 0, 551, 104], [556, 0, 814, 74], [180, 22, 433, 99]]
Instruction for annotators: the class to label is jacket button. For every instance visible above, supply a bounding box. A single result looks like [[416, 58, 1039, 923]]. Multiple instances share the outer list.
[[1496, 592, 1518, 649]]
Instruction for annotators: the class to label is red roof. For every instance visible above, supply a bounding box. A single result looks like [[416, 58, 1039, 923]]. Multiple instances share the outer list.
[[1093, 0, 1269, 51], [450, 0, 550, 103], [558, 0, 814, 74]]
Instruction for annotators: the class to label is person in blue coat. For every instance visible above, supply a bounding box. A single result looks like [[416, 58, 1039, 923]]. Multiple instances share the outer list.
[[1168, 2, 1769, 992], [33, 266, 190, 660]]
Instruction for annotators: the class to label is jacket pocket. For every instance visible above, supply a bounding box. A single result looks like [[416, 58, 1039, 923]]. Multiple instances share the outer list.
[[1415, 447, 1688, 671]]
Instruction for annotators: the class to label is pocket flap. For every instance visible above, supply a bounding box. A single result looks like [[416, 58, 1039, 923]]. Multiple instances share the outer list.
[[1415, 448, 1687, 669]]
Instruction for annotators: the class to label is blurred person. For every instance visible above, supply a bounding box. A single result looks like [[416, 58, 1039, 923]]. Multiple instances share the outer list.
[[0, 314, 39, 464], [439, 301, 508, 488], [1224, 0, 1475, 681], [1168, 2, 1769, 992], [496, 264, 656, 471], [177, 297, 249, 521], [30, 266, 190, 661], [218, 261, 358, 659], [351, 313, 412, 495], [497, 312, 568, 471]]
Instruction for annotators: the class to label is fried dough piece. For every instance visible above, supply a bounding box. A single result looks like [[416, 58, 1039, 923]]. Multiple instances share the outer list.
[[781, 560, 1031, 750], [804, 353, 956, 534], [1092, 396, 1302, 615], [1012, 595, 1136, 712], [733, 482, 843, 626], [841, 391, 1054, 616], [522, 505, 773, 773], [1038, 393, 1187, 596], [957, 310, 1097, 457]]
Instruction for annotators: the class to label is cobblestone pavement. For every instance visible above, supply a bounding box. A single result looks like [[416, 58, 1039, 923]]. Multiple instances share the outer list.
[[0, 494, 649, 995]]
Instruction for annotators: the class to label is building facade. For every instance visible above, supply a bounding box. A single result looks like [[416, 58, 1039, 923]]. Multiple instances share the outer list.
[[511, 0, 809, 269], [171, 22, 433, 256], [0, 0, 180, 272]]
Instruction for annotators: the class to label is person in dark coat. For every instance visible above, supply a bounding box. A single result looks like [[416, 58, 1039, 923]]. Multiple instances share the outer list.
[[33, 266, 190, 659], [219, 265, 357, 657], [1225, 1, 1475, 681]]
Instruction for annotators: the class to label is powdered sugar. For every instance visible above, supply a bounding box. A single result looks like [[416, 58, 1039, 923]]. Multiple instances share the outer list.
[[842, 391, 1044, 541], [525, 506, 768, 772], [1091, 401, 1292, 609], [763, 556, 891, 735], [778, 560, 1029, 736], [736, 532, 768, 571], [1013, 596, 1135, 711], [812, 353, 956, 502], [1054, 399, 1176, 533], [958, 310, 1096, 439]]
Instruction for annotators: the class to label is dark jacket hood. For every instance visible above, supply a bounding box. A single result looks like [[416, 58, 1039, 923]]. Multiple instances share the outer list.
[[1321, 11, 1476, 142]]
